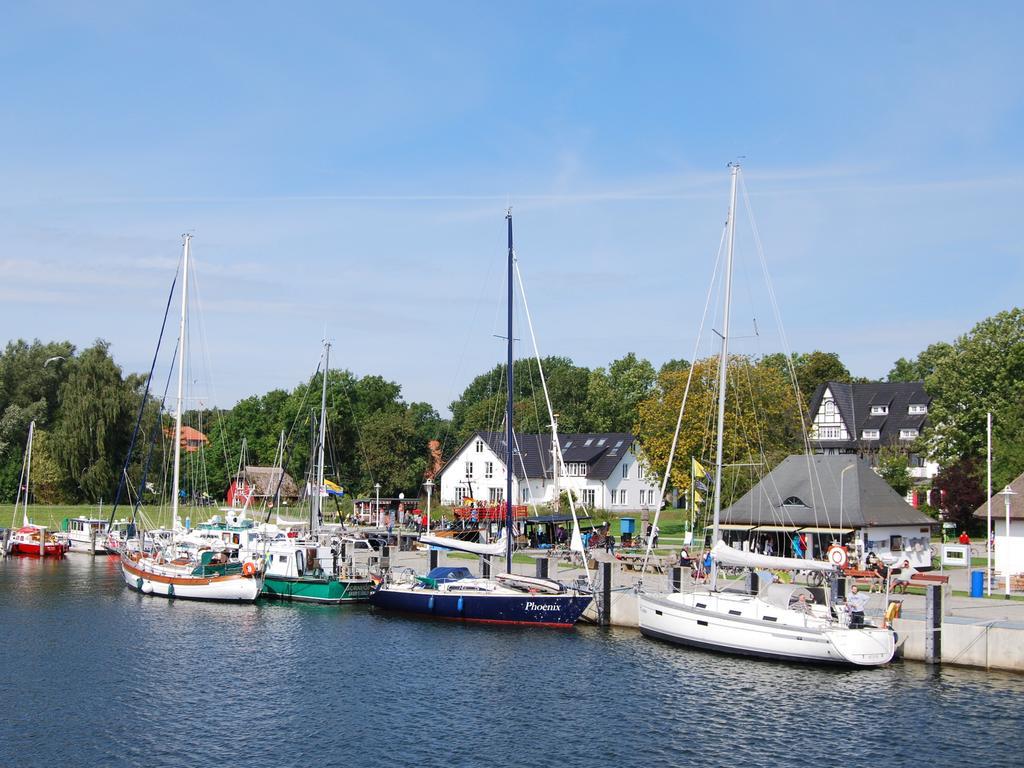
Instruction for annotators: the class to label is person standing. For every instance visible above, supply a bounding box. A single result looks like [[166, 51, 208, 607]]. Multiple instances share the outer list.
[[847, 584, 868, 628]]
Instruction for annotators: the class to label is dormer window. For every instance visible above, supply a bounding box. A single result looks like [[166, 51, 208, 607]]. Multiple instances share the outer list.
[[862, 429, 880, 440], [782, 496, 808, 507], [870, 405, 888, 416], [908, 404, 928, 415], [900, 429, 919, 440]]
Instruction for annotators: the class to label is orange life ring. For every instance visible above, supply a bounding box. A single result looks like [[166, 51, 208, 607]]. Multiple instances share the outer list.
[[243, 561, 257, 577]]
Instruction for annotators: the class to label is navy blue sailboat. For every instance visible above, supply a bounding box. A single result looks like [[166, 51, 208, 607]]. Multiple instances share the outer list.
[[369, 212, 592, 626]]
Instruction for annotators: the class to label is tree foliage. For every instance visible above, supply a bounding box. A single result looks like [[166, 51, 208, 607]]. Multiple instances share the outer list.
[[876, 443, 911, 497], [924, 309, 1024, 467], [636, 356, 803, 505], [933, 458, 986, 531], [50, 341, 137, 501]]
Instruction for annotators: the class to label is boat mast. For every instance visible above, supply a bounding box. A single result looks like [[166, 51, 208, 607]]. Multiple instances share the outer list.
[[711, 164, 740, 550], [314, 341, 330, 533], [170, 234, 191, 531], [505, 210, 514, 574], [22, 420, 35, 527]]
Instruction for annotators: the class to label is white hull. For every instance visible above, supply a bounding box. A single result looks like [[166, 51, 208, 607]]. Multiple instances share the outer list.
[[66, 531, 114, 555], [638, 590, 895, 666], [120, 556, 260, 602]]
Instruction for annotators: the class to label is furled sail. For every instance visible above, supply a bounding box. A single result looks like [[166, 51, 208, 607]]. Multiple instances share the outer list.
[[419, 533, 508, 556], [711, 541, 834, 572]]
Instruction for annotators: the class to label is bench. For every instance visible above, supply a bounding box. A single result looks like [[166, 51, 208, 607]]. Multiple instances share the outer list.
[[842, 568, 883, 591], [616, 553, 665, 574], [891, 571, 950, 594]]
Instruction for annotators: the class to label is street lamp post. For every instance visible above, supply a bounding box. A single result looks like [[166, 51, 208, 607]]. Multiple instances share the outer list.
[[424, 479, 434, 534], [1002, 484, 1017, 599], [374, 482, 381, 528]]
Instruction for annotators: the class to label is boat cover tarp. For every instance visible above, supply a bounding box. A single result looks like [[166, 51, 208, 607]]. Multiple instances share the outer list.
[[712, 541, 834, 572], [419, 533, 507, 556], [416, 566, 474, 588]]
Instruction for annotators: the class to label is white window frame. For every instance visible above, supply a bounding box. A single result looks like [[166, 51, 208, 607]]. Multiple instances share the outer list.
[[489, 487, 504, 502], [465, 461, 473, 479], [475, 439, 484, 453], [622, 463, 629, 479], [484, 461, 493, 479], [900, 429, 919, 440], [908, 404, 928, 415], [862, 429, 880, 440], [870, 405, 889, 416], [581, 489, 595, 507], [637, 464, 646, 480], [619, 489, 627, 507]]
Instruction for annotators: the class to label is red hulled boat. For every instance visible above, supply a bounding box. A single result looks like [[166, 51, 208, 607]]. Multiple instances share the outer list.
[[8, 525, 69, 557]]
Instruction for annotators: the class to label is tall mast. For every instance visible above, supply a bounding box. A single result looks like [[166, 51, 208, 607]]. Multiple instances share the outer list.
[[711, 164, 740, 548], [170, 234, 191, 531], [22, 420, 35, 527], [505, 210, 515, 574], [314, 341, 330, 532]]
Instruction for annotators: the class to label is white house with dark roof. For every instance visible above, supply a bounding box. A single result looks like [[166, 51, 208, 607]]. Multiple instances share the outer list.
[[437, 431, 662, 512], [807, 381, 939, 494]]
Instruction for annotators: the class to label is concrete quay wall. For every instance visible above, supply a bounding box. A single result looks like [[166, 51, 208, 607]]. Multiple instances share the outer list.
[[391, 548, 1024, 672], [894, 615, 1024, 672]]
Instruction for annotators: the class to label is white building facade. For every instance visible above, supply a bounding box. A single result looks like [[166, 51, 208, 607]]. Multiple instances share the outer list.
[[438, 431, 662, 514]]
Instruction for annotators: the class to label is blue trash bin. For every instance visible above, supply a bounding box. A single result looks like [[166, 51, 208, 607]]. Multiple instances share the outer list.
[[970, 570, 984, 598], [620, 517, 636, 536]]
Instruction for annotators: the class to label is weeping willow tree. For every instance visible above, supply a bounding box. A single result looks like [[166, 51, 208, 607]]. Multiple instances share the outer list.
[[51, 340, 138, 501]]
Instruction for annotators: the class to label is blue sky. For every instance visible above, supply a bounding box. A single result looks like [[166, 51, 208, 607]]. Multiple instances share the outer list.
[[2, 2, 1022, 413]]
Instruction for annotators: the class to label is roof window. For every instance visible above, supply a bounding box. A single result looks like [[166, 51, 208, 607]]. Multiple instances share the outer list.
[[782, 496, 808, 507], [870, 405, 888, 416], [584, 439, 593, 447]]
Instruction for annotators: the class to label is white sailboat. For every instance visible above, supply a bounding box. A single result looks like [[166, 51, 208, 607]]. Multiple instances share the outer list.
[[637, 164, 896, 666], [120, 234, 261, 602]]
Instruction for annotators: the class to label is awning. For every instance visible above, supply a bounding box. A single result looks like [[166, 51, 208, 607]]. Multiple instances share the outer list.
[[751, 525, 799, 533], [706, 524, 754, 531], [799, 526, 854, 534]]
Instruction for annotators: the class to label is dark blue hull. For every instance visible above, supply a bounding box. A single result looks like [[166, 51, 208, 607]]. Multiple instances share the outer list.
[[370, 586, 593, 626]]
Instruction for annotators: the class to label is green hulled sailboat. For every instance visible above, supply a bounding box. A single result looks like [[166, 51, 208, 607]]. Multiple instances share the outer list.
[[260, 341, 373, 604]]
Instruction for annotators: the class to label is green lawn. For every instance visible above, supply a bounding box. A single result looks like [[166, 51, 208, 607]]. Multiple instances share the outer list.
[[3, 503, 173, 530]]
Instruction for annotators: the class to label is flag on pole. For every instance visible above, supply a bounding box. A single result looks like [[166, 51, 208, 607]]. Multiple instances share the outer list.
[[324, 479, 344, 497], [692, 457, 712, 492]]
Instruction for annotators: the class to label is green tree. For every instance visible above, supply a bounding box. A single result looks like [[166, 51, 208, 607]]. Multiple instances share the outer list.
[[925, 309, 1024, 467], [585, 353, 656, 433], [448, 356, 591, 441], [50, 340, 136, 501], [876, 444, 911, 497], [636, 355, 803, 505], [887, 342, 954, 382]]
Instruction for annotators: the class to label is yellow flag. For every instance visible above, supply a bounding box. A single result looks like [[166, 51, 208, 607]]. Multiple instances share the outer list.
[[693, 489, 703, 506]]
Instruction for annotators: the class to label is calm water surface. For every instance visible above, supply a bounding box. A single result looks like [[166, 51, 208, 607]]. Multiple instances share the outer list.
[[1, 555, 1022, 768]]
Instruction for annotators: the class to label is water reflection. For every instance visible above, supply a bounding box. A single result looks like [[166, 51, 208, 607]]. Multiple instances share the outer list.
[[1, 557, 1021, 768]]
